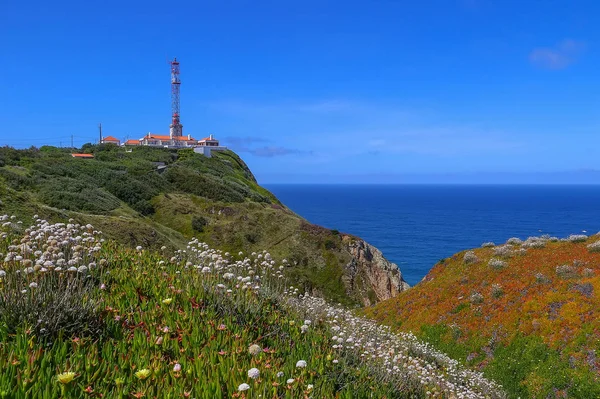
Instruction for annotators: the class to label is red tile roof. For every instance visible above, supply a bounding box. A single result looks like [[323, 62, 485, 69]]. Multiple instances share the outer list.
[[71, 153, 94, 158], [145, 134, 196, 141], [102, 136, 120, 142], [146, 134, 171, 140], [199, 136, 218, 142], [125, 139, 141, 145]]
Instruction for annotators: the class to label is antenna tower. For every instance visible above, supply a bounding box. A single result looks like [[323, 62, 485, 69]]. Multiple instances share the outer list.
[[169, 58, 183, 137]]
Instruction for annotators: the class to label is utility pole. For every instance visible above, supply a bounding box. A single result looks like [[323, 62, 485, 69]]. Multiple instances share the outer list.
[[99, 123, 102, 143], [71, 135, 74, 148]]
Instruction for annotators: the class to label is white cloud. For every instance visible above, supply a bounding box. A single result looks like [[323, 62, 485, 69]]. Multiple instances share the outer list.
[[529, 39, 586, 70], [208, 99, 526, 160]]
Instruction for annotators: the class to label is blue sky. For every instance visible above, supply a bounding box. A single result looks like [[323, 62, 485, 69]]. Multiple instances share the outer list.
[[1, 0, 599, 183]]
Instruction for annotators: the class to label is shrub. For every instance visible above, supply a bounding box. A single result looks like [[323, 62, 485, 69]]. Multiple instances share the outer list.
[[491, 284, 504, 298], [463, 251, 479, 264], [38, 177, 120, 214], [587, 241, 600, 253], [493, 245, 513, 258], [103, 174, 159, 206], [0, 271, 105, 341], [481, 242, 495, 248], [521, 237, 547, 249], [133, 199, 155, 216], [568, 234, 588, 243], [470, 292, 484, 304], [522, 240, 545, 249], [506, 237, 523, 245], [177, 148, 195, 161], [191, 215, 208, 233], [0, 220, 107, 341], [0, 168, 33, 190], [164, 166, 246, 203], [535, 273, 551, 284], [324, 238, 337, 250], [556, 264, 577, 279], [582, 268, 594, 278], [246, 232, 262, 244], [488, 258, 507, 270]]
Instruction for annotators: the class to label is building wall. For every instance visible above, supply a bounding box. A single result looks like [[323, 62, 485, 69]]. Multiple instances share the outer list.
[[193, 146, 227, 158], [141, 139, 196, 148]]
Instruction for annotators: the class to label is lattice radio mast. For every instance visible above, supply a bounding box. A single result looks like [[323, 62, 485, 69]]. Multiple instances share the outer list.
[[169, 58, 183, 138]]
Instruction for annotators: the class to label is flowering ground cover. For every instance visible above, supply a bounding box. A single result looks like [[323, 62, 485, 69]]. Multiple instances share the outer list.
[[364, 235, 600, 398], [0, 216, 504, 398]]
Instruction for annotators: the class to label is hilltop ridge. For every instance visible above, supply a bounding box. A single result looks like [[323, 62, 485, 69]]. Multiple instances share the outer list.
[[0, 144, 408, 306]]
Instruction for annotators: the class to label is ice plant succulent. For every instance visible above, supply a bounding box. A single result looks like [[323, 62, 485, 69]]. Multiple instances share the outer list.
[[134, 369, 151, 380], [57, 371, 76, 384]]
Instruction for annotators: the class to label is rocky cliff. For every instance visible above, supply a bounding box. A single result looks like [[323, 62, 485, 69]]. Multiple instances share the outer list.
[[342, 235, 410, 306]]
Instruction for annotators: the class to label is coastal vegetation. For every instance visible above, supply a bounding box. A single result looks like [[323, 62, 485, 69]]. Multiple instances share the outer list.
[[0, 217, 503, 398], [364, 234, 600, 398], [0, 145, 407, 306], [3, 144, 599, 397]]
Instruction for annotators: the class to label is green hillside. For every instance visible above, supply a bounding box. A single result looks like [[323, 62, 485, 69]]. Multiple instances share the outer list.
[[0, 144, 398, 306], [0, 218, 503, 398]]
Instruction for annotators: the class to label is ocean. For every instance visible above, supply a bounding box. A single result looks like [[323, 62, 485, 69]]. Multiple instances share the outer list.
[[265, 185, 600, 286]]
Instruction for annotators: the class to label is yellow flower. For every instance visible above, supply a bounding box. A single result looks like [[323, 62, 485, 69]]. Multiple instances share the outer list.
[[162, 298, 173, 305], [57, 371, 76, 384], [135, 368, 151, 380]]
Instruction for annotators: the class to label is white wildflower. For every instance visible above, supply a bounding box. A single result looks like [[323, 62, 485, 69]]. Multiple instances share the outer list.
[[247, 368, 260, 379], [296, 360, 307, 368], [238, 383, 250, 392]]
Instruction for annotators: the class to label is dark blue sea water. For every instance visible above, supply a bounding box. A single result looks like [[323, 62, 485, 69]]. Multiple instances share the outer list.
[[265, 185, 600, 286]]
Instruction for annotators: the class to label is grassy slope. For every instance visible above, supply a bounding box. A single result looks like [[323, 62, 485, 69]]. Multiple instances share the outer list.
[[0, 230, 412, 399], [364, 238, 600, 398], [151, 193, 366, 305], [0, 145, 370, 306]]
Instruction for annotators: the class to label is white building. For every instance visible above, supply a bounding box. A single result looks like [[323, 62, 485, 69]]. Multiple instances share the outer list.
[[193, 135, 228, 158], [122, 132, 227, 156]]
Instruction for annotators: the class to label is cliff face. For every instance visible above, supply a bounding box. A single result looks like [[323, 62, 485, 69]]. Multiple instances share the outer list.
[[342, 235, 410, 306]]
